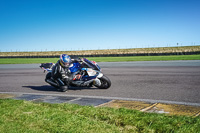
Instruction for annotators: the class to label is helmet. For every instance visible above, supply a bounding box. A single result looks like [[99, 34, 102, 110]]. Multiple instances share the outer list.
[[59, 54, 71, 67]]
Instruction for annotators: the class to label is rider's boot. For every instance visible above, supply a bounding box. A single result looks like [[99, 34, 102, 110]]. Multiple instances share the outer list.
[[55, 78, 68, 92]]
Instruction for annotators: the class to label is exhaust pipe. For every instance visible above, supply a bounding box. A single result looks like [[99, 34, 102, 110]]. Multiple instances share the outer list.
[[83, 79, 95, 86]]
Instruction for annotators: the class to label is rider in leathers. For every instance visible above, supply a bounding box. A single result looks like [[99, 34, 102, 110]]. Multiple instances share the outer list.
[[51, 54, 81, 92]]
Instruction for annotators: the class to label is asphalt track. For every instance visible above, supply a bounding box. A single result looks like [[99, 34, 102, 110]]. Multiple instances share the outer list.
[[0, 60, 200, 106]]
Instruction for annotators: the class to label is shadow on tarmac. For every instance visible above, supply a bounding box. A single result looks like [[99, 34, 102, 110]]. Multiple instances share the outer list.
[[23, 85, 58, 92], [22, 85, 98, 92]]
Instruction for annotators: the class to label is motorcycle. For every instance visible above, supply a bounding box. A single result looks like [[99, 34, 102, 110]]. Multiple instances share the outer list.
[[40, 58, 111, 91]]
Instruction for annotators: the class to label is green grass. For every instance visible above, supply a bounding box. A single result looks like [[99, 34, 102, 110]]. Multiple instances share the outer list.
[[87, 54, 200, 62], [0, 99, 199, 133], [0, 58, 58, 64], [0, 54, 200, 64]]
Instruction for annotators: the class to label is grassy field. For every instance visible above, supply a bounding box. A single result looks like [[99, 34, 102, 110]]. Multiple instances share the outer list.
[[0, 46, 200, 57], [0, 54, 200, 64], [0, 99, 199, 133]]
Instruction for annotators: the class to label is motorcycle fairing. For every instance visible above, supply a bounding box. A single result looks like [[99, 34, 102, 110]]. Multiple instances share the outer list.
[[82, 58, 101, 71]]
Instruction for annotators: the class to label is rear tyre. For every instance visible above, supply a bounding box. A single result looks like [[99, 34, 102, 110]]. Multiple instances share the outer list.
[[97, 75, 111, 89], [45, 72, 51, 80]]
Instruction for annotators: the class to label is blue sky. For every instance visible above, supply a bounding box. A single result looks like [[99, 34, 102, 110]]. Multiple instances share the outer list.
[[0, 0, 200, 52]]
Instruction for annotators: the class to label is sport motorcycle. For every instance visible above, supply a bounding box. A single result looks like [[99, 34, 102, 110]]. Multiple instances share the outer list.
[[40, 58, 111, 91]]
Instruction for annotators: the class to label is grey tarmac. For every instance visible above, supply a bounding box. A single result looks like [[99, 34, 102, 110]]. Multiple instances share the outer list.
[[0, 60, 200, 107]]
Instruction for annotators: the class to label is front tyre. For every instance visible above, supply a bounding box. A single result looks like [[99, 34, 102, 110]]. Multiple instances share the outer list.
[[97, 75, 111, 89]]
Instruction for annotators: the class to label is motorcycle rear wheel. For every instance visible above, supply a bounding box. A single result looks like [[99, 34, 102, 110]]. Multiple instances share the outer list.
[[97, 75, 111, 89]]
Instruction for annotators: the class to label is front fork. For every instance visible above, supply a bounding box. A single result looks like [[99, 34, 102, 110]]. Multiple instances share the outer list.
[[93, 71, 103, 87]]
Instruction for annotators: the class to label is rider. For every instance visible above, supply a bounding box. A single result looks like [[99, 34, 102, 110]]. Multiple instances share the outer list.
[[51, 54, 77, 92]]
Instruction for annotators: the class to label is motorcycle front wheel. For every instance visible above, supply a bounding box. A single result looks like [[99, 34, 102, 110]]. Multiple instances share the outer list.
[[97, 75, 111, 89]]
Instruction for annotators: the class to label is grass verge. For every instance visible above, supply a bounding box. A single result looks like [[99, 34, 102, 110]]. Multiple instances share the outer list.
[[0, 99, 200, 133], [0, 54, 200, 64]]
